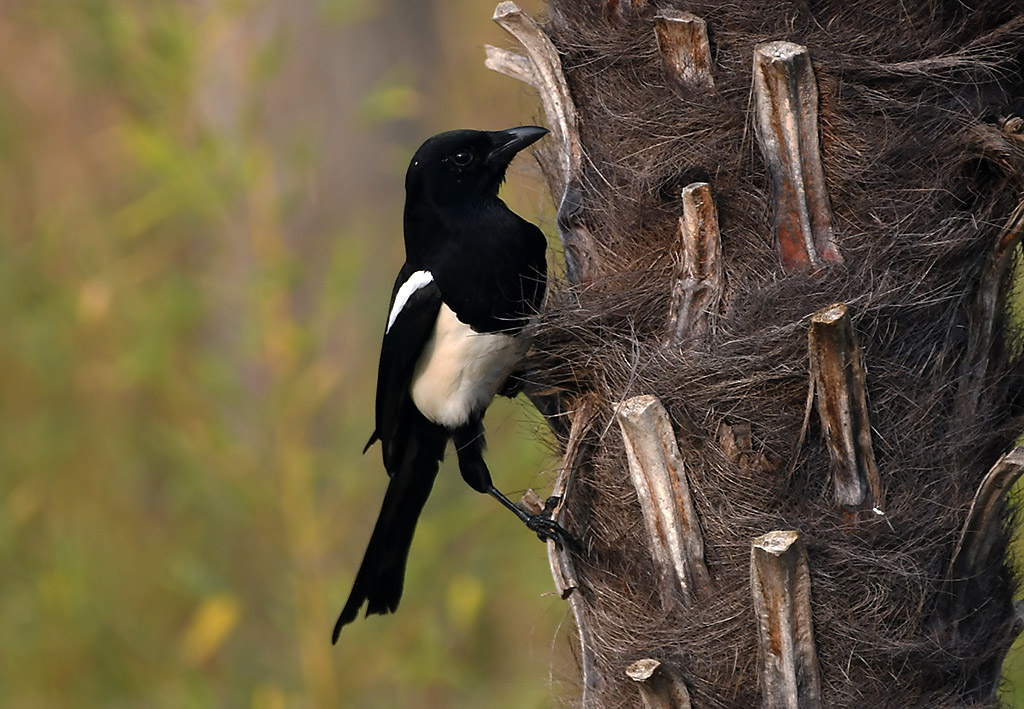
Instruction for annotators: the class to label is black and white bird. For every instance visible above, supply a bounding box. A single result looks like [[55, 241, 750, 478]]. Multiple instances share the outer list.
[[333, 126, 567, 643]]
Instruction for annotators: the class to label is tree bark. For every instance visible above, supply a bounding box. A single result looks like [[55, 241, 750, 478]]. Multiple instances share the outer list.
[[490, 2, 1024, 706]]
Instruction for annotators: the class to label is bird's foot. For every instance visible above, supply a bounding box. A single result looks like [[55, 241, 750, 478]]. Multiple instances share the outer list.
[[524, 512, 572, 550], [487, 485, 576, 551]]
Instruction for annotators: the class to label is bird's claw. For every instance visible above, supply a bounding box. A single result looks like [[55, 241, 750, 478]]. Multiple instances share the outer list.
[[525, 513, 572, 551]]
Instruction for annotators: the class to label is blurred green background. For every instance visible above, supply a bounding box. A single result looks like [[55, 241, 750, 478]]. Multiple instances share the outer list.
[[2, 2, 1024, 707], [0, 1, 575, 707]]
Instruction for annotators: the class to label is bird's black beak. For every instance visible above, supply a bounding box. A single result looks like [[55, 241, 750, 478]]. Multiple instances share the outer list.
[[487, 125, 549, 164]]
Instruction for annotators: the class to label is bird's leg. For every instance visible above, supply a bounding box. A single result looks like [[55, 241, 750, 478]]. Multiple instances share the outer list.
[[451, 420, 573, 548]]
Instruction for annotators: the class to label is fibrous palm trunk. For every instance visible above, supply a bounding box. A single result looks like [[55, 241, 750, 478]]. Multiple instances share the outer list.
[[488, 1, 1024, 707]]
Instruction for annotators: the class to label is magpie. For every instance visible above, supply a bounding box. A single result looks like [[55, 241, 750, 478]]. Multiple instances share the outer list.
[[333, 126, 568, 643]]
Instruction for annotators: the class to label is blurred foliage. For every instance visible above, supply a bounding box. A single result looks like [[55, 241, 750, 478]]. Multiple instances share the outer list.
[[0, 0, 570, 707], [1001, 248, 1024, 707], [3, 1, 1023, 707]]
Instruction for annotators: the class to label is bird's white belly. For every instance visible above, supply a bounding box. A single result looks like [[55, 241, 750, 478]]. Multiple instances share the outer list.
[[410, 304, 523, 428]]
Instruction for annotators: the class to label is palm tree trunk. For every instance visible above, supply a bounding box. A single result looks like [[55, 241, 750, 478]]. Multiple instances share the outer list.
[[489, 1, 1024, 707]]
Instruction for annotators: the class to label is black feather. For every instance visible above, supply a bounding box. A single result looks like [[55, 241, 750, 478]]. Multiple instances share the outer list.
[[333, 412, 446, 642]]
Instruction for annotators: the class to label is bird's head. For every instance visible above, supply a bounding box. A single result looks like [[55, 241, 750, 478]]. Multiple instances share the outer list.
[[405, 126, 548, 207]]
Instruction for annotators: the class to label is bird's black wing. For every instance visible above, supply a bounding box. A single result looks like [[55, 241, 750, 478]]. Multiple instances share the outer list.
[[336, 266, 447, 641], [366, 265, 443, 475]]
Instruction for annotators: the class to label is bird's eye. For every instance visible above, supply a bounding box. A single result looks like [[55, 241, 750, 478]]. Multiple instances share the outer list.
[[451, 151, 474, 167]]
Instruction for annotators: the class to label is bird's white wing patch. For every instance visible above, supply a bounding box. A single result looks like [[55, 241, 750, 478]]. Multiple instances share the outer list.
[[387, 270, 434, 333]]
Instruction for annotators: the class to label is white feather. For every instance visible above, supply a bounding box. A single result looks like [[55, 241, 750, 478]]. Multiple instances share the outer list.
[[387, 270, 434, 334], [411, 304, 523, 428]]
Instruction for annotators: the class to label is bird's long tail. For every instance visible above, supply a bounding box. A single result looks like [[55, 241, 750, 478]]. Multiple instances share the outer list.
[[332, 417, 447, 643]]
